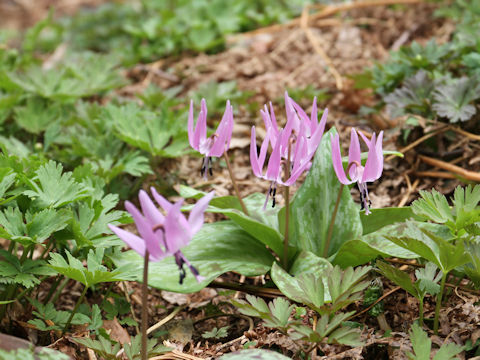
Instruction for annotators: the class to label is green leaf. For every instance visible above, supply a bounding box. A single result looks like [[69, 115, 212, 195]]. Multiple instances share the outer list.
[[48, 249, 133, 287], [433, 342, 464, 360], [407, 323, 432, 360], [270, 251, 332, 305], [376, 261, 420, 299], [411, 189, 454, 225], [14, 97, 61, 134], [23, 161, 89, 208], [432, 77, 480, 123], [360, 207, 419, 235], [72, 336, 120, 360], [291, 128, 362, 256], [415, 262, 442, 295], [202, 326, 230, 339], [110, 221, 276, 293]]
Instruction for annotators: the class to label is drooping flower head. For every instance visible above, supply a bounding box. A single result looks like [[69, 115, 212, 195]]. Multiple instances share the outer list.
[[188, 99, 234, 179], [108, 189, 214, 283], [251, 93, 328, 209], [331, 128, 384, 215]]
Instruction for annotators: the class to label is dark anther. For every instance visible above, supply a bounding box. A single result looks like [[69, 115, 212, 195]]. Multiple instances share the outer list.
[[208, 157, 213, 176], [200, 165, 206, 177], [175, 254, 187, 284], [272, 187, 277, 208]]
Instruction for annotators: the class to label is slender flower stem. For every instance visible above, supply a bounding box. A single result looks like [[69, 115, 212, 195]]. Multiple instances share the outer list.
[[418, 298, 424, 327], [324, 184, 344, 258], [62, 285, 88, 335], [433, 272, 447, 335], [283, 141, 292, 269], [223, 150, 249, 216], [141, 251, 150, 360]]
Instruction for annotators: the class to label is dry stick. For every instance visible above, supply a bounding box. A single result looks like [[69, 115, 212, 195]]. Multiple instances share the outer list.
[[223, 150, 249, 216], [147, 305, 186, 335], [230, 0, 422, 39], [450, 126, 480, 141], [419, 155, 480, 182], [349, 286, 401, 320], [324, 184, 344, 258], [141, 251, 150, 360], [300, 5, 344, 90], [414, 171, 457, 179], [283, 141, 292, 269], [398, 175, 419, 207], [385, 125, 449, 162]]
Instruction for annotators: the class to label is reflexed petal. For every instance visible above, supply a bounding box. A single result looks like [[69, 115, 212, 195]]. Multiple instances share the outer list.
[[266, 130, 283, 181], [362, 133, 383, 182], [209, 101, 232, 157], [331, 134, 354, 185], [164, 201, 190, 251], [310, 97, 318, 134], [307, 107, 328, 157], [188, 191, 214, 234], [125, 201, 164, 259], [348, 129, 361, 180], [250, 126, 263, 177], [108, 224, 148, 258], [138, 190, 164, 226], [187, 100, 195, 149], [151, 187, 173, 212], [193, 99, 207, 149]]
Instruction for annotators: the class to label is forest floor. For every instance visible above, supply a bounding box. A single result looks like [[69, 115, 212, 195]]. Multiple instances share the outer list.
[[2, 1, 480, 359]]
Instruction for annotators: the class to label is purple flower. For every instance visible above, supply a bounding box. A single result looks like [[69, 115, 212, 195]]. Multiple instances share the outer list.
[[251, 93, 328, 209], [250, 127, 311, 209], [188, 99, 234, 179], [260, 92, 328, 161], [331, 128, 384, 215], [108, 189, 214, 283]]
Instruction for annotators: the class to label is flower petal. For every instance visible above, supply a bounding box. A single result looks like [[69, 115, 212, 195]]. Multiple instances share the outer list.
[[150, 187, 173, 212], [362, 132, 383, 182], [209, 101, 232, 157], [164, 200, 190, 251], [331, 133, 354, 185], [188, 191, 214, 235], [266, 129, 283, 181], [193, 99, 207, 149], [125, 201, 164, 259], [348, 128, 361, 180], [139, 190, 164, 226], [187, 100, 195, 149], [108, 224, 148, 258], [250, 126, 263, 178]]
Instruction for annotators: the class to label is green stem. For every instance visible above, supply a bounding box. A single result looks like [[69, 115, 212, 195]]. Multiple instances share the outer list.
[[283, 141, 292, 269], [50, 277, 69, 304], [223, 150, 249, 216], [141, 251, 150, 360], [62, 285, 88, 335], [433, 272, 447, 334], [418, 297, 424, 327], [323, 184, 344, 258]]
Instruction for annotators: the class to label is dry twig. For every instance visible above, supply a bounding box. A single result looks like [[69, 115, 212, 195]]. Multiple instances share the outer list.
[[418, 155, 480, 182]]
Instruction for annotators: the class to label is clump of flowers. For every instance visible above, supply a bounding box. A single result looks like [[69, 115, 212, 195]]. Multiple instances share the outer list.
[[251, 92, 328, 209]]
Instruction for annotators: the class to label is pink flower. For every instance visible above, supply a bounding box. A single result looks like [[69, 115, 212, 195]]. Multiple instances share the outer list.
[[251, 93, 328, 209], [260, 92, 328, 161], [250, 127, 311, 209], [108, 189, 214, 283], [188, 99, 234, 179], [331, 128, 384, 215]]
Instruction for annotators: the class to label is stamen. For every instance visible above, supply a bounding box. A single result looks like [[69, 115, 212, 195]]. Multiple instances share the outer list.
[[272, 185, 277, 208]]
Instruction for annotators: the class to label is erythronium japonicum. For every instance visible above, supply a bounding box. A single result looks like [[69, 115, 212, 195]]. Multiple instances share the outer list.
[[331, 128, 384, 215], [323, 128, 384, 258], [188, 99, 233, 179], [108, 189, 213, 360], [188, 99, 248, 214], [251, 94, 328, 267]]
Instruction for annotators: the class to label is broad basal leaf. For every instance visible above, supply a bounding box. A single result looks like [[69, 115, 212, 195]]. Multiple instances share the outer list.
[[290, 128, 362, 257], [110, 221, 276, 293]]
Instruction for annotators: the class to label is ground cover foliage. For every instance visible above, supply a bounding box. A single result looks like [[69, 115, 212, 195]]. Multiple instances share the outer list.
[[1, 0, 480, 359]]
